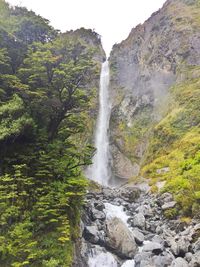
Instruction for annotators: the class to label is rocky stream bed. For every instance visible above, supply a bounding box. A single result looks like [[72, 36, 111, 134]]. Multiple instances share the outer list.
[[73, 184, 200, 267]]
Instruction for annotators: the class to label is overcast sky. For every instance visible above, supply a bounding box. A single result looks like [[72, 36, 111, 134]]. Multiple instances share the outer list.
[[7, 0, 166, 55]]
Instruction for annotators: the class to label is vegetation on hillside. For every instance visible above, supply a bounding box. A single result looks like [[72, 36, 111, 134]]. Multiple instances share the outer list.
[[0, 0, 102, 266], [142, 66, 200, 218]]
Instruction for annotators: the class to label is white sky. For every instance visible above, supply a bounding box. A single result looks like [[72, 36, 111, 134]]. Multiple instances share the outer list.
[[6, 0, 166, 56]]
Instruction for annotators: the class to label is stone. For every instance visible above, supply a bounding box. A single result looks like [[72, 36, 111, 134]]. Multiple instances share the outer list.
[[189, 251, 200, 267], [136, 204, 153, 218], [162, 201, 177, 211], [83, 225, 99, 244], [132, 228, 145, 245], [134, 252, 152, 266], [152, 252, 175, 267], [156, 167, 170, 174], [170, 257, 189, 267], [105, 217, 138, 259], [159, 193, 173, 205], [185, 252, 193, 263], [133, 213, 146, 230], [91, 208, 106, 221], [169, 237, 190, 257], [152, 235, 165, 246], [143, 242, 163, 255], [94, 202, 105, 211], [119, 186, 141, 203], [193, 237, 200, 253]]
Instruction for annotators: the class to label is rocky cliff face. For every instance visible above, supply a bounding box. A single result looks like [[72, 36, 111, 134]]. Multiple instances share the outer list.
[[109, 0, 200, 181]]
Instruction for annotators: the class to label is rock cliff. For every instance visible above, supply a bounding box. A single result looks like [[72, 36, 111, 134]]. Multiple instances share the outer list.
[[109, 0, 200, 184]]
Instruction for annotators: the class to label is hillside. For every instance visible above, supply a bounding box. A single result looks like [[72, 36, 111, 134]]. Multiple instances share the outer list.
[[109, 0, 200, 217]]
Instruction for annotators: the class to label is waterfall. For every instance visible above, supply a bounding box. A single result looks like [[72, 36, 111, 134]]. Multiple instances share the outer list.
[[88, 60, 111, 186], [86, 61, 137, 267]]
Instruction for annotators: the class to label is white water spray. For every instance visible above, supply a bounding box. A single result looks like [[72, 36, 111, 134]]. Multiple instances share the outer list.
[[88, 60, 111, 185]]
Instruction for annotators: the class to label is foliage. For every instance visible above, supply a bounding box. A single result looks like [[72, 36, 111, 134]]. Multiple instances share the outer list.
[[142, 67, 200, 217], [0, 1, 102, 266]]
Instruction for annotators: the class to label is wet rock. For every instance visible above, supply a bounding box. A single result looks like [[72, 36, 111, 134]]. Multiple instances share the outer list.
[[143, 241, 163, 255], [94, 202, 105, 211], [133, 213, 146, 230], [162, 201, 177, 211], [170, 257, 189, 267], [83, 225, 99, 244], [106, 217, 138, 259], [91, 208, 106, 221], [132, 228, 145, 245]]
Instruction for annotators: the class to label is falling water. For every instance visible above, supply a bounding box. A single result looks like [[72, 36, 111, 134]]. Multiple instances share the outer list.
[[86, 61, 136, 266], [88, 60, 111, 186]]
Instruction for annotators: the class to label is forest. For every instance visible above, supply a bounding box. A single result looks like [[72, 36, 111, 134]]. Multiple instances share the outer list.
[[0, 0, 102, 266]]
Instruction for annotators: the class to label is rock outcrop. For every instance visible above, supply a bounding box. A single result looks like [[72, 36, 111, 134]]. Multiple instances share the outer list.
[[109, 0, 200, 181]]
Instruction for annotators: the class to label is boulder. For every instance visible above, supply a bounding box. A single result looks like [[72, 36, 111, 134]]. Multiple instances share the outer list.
[[136, 204, 153, 218], [185, 252, 193, 263], [170, 237, 190, 257], [83, 225, 99, 244], [193, 237, 200, 253], [152, 252, 175, 267], [170, 257, 189, 267], [94, 202, 105, 211], [132, 228, 145, 245], [158, 193, 173, 206], [133, 213, 146, 230], [118, 186, 141, 203], [162, 201, 177, 211], [91, 208, 106, 221], [143, 241, 163, 255], [105, 217, 138, 259], [189, 251, 200, 267], [134, 252, 152, 266]]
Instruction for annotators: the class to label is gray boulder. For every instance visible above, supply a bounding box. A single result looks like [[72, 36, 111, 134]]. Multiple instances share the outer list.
[[152, 252, 175, 267], [189, 251, 200, 267], [169, 237, 190, 256], [94, 202, 105, 211], [162, 201, 177, 211], [117, 186, 141, 203], [170, 257, 189, 267], [185, 252, 193, 263], [83, 225, 99, 244], [132, 228, 145, 245], [106, 217, 138, 258], [133, 213, 146, 230], [193, 237, 200, 253], [134, 252, 152, 266], [91, 208, 106, 221], [143, 241, 163, 255]]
